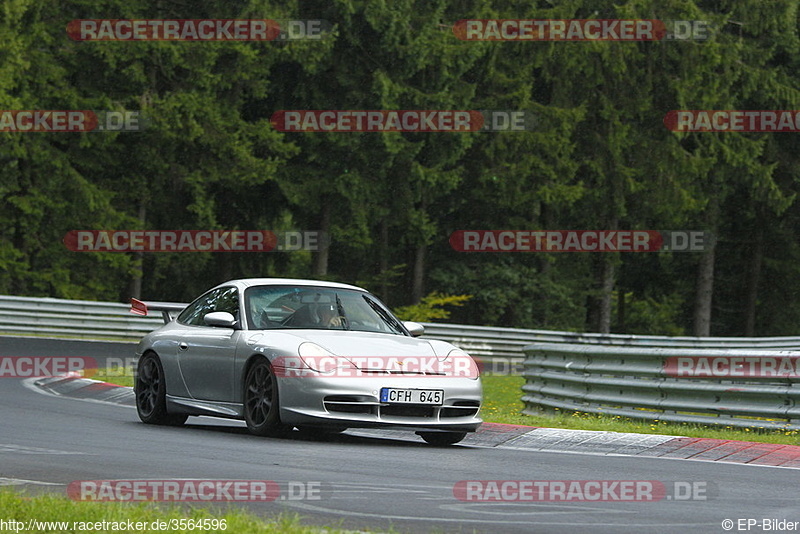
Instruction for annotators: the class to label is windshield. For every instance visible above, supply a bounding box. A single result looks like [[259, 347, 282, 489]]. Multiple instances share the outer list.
[[244, 285, 407, 335]]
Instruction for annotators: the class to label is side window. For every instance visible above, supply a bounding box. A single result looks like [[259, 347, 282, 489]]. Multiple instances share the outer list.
[[178, 287, 240, 326], [215, 287, 240, 317]]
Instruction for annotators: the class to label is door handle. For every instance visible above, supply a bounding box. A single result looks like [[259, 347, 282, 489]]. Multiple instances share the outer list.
[[179, 342, 189, 350]]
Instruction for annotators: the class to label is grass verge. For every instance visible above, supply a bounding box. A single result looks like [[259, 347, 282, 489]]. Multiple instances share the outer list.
[[90, 367, 134, 388], [481, 375, 800, 446], [0, 489, 364, 534]]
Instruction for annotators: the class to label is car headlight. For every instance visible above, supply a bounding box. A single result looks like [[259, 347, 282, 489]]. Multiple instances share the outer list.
[[298, 342, 355, 374], [447, 349, 480, 380]]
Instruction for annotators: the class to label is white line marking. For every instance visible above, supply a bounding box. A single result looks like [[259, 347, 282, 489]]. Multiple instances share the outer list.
[[0, 444, 86, 455], [282, 500, 718, 527], [0, 478, 63, 486]]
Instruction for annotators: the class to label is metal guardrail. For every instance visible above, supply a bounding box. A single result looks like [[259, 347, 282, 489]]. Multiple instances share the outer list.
[[421, 323, 800, 356], [421, 324, 800, 374], [3, 294, 800, 429], [522, 343, 800, 430], [0, 295, 165, 341], [3, 294, 800, 353]]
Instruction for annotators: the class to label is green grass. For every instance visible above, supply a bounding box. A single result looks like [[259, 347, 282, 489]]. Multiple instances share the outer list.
[[0, 489, 371, 534], [480, 375, 800, 446], [90, 367, 134, 387], [93, 366, 800, 446]]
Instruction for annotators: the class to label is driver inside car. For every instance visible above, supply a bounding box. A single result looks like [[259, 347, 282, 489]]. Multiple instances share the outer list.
[[315, 302, 346, 328]]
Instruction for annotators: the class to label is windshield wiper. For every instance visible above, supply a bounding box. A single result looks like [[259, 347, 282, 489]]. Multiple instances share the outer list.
[[363, 296, 404, 334]]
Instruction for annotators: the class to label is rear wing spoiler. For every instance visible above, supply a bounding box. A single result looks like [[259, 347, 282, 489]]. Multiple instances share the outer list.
[[130, 298, 187, 324]]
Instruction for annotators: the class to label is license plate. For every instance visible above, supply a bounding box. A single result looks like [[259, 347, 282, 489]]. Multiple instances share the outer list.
[[380, 388, 443, 405]]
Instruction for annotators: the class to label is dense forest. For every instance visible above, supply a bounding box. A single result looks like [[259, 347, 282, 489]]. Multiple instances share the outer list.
[[2, 0, 800, 337]]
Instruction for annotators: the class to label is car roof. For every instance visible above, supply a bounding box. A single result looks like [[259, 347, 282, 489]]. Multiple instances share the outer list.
[[214, 278, 368, 293]]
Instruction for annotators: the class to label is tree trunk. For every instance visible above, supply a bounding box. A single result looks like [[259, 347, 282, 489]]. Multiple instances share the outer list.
[[587, 212, 618, 333], [744, 228, 763, 336], [694, 194, 719, 337], [312, 203, 331, 277], [379, 219, 389, 301], [411, 243, 425, 304], [11, 159, 30, 294], [586, 293, 599, 332], [127, 203, 146, 299], [586, 254, 615, 333], [598, 257, 615, 333], [693, 242, 716, 336], [538, 201, 552, 324]]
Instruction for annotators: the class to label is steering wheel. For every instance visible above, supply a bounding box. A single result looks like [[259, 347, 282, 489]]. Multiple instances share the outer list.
[[257, 311, 280, 329]]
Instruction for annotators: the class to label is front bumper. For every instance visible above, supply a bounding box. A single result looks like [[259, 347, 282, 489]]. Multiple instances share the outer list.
[[277, 374, 482, 432]]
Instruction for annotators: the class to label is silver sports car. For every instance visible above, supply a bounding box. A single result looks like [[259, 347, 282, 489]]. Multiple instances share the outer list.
[[132, 278, 482, 445]]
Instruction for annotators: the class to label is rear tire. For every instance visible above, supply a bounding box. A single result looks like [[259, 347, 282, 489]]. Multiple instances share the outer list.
[[418, 432, 467, 446], [244, 359, 288, 436], [135, 352, 187, 426]]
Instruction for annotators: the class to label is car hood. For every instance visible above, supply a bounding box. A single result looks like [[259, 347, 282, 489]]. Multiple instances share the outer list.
[[270, 330, 454, 370], [286, 330, 447, 365], [248, 329, 477, 376]]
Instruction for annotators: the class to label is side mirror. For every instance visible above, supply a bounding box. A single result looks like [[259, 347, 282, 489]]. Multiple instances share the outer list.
[[204, 311, 237, 328], [403, 321, 425, 337]]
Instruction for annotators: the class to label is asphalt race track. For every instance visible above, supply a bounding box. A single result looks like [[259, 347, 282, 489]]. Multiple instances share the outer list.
[[1, 336, 799, 534]]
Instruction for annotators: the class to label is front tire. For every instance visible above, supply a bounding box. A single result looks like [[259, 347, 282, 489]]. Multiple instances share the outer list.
[[135, 352, 187, 426], [244, 359, 287, 436], [418, 432, 467, 446]]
